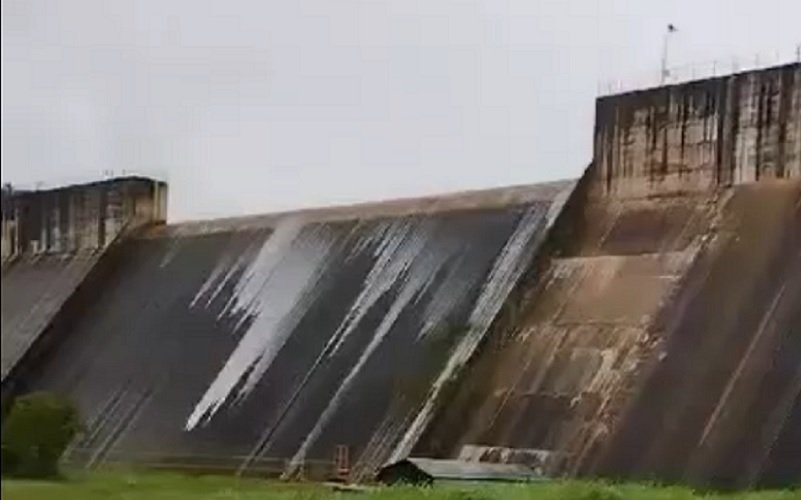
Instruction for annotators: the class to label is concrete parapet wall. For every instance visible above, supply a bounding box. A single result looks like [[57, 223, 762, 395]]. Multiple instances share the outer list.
[[1, 176, 167, 382], [1, 177, 167, 260], [593, 63, 801, 198]]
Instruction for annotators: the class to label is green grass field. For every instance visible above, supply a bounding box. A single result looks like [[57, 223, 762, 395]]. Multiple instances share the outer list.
[[1, 471, 798, 500]]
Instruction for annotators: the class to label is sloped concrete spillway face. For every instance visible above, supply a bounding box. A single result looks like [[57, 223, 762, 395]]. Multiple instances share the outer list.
[[414, 63, 801, 489], [1, 177, 167, 383], [25, 183, 571, 477], [1, 254, 100, 381], [597, 180, 801, 488]]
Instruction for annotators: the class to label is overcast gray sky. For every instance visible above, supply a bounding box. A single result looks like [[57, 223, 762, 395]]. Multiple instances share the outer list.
[[2, 0, 800, 220]]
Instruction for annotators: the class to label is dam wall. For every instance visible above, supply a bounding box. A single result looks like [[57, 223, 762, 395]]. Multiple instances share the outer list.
[[4, 63, 800, 489], [414, 63, 801, 489], [592, 62, 801, 198], [2, 177, 168, 259], [1, 177, 167, 382], [16, 182, 573, 479]]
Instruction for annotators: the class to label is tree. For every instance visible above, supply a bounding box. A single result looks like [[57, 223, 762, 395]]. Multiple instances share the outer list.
[[1, 392, 82, 478]]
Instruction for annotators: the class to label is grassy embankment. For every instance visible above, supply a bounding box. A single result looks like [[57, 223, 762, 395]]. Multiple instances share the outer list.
[[2, 470, 798, 500]]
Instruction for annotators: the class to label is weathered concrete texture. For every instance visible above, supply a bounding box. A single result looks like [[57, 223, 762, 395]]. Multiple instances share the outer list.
[[19, 182, 571, 479], [415, 180, 801, 488], [6, 63, 800, 489], [1, 177, 167, 381], [1, 177, 168, 259], [1, 253, 101, 380], [593, 63, 801, 198], [413, 191, 716, 466], [414, 64, 801, 489], [596, 180, 801, 488]]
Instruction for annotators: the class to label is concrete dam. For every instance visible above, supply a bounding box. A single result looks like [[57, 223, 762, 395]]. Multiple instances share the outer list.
[[2, 63, 800, 488]]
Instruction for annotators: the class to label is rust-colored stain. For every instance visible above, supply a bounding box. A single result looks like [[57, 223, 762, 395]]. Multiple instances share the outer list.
[[597, 181, 801, 488], [592, 63, 801, 198], [416, 179, 801, 486], [415, 64, 801, 489]]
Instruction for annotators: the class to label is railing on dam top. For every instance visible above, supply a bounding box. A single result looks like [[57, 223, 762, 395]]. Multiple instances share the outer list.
[[4, 168, 169, 193], [598, 44, 801, 96]]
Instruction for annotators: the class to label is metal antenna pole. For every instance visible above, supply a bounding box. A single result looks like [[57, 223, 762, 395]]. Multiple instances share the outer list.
[[661, 24, 677, 84], [661, 32, 669, 83]]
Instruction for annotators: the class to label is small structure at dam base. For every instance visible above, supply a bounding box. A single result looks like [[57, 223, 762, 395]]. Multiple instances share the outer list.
[[376, 457, 542, 485]]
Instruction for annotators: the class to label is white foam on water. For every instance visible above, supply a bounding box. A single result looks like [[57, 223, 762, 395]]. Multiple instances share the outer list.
[[389, 206, 549, 461], [185, 218, 338, 430]]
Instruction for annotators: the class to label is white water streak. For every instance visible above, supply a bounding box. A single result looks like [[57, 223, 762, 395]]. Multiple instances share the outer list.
[[189, 247, 243, 309], [416, 253, 474, 340], [390, 206, 548, 461], [288, 231, 456, 468], [324, 221, 426, 356], [185, 218, 338, 430]]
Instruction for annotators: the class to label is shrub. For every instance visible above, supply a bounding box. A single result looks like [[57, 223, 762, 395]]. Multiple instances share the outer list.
[[1, 391, 82, 478]]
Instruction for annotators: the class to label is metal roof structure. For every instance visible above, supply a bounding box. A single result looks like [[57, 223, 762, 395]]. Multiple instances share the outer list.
[[377, 457, 542, 484]]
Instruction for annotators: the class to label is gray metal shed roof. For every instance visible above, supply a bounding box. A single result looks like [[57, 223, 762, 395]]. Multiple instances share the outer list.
[[392, 458, 542, 482]]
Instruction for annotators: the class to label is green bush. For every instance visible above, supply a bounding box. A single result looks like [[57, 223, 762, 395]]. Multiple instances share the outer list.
[[1, 391, 82, 478]]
